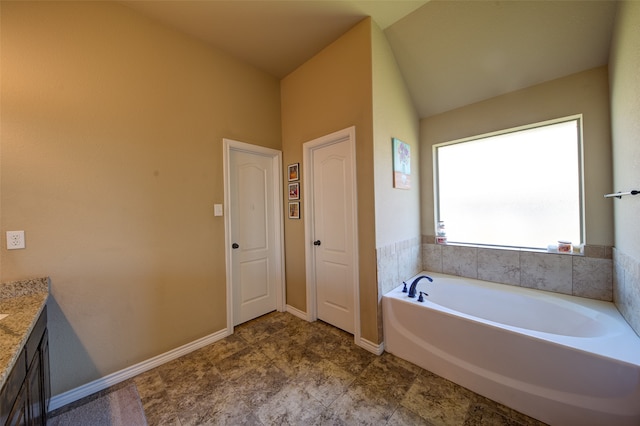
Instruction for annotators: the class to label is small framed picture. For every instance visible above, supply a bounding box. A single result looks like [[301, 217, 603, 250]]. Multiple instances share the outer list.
[[288, 163, 300, 181], [288, 202, 300, 219], [288, 182, 300, 200], [392, 138, 411, 189]]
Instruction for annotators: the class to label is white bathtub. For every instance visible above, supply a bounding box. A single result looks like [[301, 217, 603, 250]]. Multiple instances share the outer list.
[[382, 272, 640, 426]]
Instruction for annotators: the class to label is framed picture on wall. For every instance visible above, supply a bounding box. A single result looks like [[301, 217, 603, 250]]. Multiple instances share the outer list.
[[288, 202, 300, 219], [288, 163, 300, 181], [288, 182, 300, 200], [392, 138, 411, 189]]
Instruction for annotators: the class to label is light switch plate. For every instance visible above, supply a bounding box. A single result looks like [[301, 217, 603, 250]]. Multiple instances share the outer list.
[[214, 204, 223, 217], [6, 230, 25, 250]]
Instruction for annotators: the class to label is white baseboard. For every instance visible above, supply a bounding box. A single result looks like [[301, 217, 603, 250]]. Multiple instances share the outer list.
[[286, 304, 309, 321], [49, 328, 230, 411], [49, 312, 382, 411], [357, 337, 384, 355]]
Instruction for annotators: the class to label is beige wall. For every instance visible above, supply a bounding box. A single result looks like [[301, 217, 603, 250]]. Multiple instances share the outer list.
[[1, 2, 281, 394], [420, 66, 613, 246], [280, 18, 379, 343], [610, 1, 640, 256], [372, 22, 420, 247], [371, 22, 421, 340], [609, 0, 640, 335]]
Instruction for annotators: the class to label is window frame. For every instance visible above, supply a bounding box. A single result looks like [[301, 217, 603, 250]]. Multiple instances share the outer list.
[[432, 114, 586, 250]]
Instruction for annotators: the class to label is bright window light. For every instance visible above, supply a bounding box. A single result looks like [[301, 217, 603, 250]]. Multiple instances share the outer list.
[[434, 116, 583, 250]]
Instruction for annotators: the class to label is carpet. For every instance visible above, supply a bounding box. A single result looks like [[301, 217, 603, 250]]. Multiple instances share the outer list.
[[47, 383, 147, 426]]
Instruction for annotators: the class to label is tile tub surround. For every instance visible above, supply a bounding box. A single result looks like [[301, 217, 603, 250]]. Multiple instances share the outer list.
[[0, 277, 49, 390], [421, 239, 613, 302], [376, 237, 422, 296], [614, 248, 640, 337], [377, 238, 422, 340]]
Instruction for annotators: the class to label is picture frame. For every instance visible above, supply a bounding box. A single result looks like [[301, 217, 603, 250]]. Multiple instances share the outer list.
[[288, 163, 300, 181], [288, 202, 300, 219], [392, 138, 411, 189], [288, 182, 300, 200]]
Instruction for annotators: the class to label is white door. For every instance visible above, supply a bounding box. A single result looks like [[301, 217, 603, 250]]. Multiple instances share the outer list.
[[307, 131, 357, 334], [228, 145, 281, 326]]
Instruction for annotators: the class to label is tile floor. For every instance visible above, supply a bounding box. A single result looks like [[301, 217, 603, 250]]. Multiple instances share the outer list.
[[130, 311, 547, 425]]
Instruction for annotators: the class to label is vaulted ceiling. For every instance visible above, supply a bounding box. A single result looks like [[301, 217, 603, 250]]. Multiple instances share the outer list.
[[122, 0, 618, 118]]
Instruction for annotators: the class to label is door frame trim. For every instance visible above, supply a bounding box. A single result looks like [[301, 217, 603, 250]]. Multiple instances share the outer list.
[[302, 126, 361, 344], [223, 139, 286, 334]]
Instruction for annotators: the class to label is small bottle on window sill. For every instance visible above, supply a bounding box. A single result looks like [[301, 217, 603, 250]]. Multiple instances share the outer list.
[[436, 221, 447, 244]]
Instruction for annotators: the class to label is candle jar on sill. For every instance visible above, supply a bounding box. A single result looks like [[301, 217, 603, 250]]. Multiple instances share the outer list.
[[558, 241, 572, 253]]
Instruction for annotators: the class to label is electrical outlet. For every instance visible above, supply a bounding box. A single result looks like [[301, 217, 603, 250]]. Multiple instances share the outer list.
[[6, 231, 25, 250]]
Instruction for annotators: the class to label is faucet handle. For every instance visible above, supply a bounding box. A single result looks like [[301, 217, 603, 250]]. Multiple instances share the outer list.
[[402, 282, 408, 293], [418, 291, 429, 302]]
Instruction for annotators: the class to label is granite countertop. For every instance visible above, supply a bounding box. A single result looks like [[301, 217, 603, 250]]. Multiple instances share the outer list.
[[0, 277, 49, 391]]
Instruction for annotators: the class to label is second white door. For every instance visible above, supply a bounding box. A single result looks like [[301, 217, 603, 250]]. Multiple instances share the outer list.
[[309, 133, 356, 334]]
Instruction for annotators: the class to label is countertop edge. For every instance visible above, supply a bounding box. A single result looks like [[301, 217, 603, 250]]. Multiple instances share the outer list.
[[0, 277, 50, 300]]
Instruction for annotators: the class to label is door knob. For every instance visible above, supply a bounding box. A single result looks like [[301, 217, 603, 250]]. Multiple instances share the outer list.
[[313, 240, 321, 246], [232, 243, 239, 249]]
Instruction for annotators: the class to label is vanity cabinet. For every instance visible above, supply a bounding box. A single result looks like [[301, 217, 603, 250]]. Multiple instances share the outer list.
[[0, 307, 50, 426], [5, 379, 28, 426]]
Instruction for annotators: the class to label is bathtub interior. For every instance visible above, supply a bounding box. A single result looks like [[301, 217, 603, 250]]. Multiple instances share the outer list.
[[421, 276, 612, 337]]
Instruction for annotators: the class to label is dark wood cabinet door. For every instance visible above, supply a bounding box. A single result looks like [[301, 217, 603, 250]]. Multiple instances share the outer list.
[[40, 331, 50, 416], [5, 385, 27, 426], [26, 355, 43, 426], [2, 308, 49, 426]]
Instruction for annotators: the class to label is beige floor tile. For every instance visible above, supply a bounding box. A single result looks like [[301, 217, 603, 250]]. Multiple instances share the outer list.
[[255, 382, 326, 425], [227, 362, 289, 410], [321, 383, 398, 425], [50, 311, 547, 426], [401, 371, 473, 426], [199, 333, 249, 364], [215, 345, 272, 381], [464, 402, 524, 426], [293, 358, 355, 407], [387, 406, 436, 426]]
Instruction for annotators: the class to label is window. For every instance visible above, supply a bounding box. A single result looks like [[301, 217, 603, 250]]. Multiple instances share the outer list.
[[434, 116, 583, 250]]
